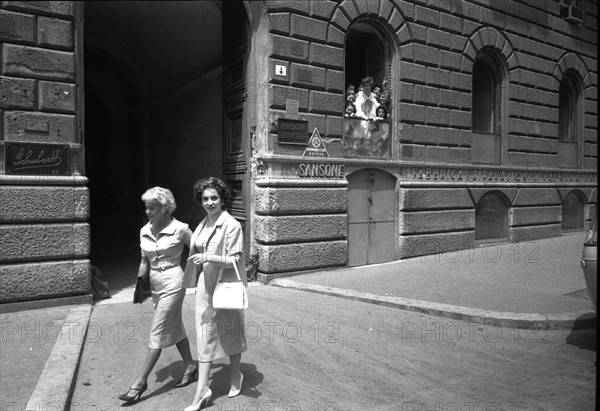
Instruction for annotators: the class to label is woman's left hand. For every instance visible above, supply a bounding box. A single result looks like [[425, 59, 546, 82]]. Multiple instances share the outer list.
[[188, 253, 207, 266]]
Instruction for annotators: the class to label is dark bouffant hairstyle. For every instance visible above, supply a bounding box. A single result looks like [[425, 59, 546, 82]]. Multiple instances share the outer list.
[[193, 177, 230, 206]]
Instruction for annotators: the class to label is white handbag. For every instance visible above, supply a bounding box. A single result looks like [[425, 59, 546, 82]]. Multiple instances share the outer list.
[[212, 260, 248, 310]]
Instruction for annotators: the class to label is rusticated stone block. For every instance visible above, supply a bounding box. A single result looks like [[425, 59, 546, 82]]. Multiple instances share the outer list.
[[270, 84, 309, 110], [399, 188, 472, 210], [310, 1, 336, 19], [3, 44, 75, 82], [256, 214, 347, 244], [0, 10, 35, 44], [39, 81, 76, 112], [265, 1, 310, 14], [3, 111, 76, 143], [0, 76, 35, 109], [0, 186, 89, 222], [309, 43, 343, 69], [255, 186, 347, 214], [290, 63, 326, 90], [269, 12, 290, 35], [326, 69, 343, 93], [38, 17, 73, 49], [271, 34, 309, 62], [513, 188, 561, 206], [326, 115, 343, 137], [291, 14, 327, 42], [399, 231, 474, 259], [309, 91, 344, 114], [3, 1, 74, 17], [258, 240, 347, 273], [0, 223, 89, 262], [400, 210, 474, 234], [510, 224, 562, 243], [0, 260, 90, 303], [510, 206, 561, 227]]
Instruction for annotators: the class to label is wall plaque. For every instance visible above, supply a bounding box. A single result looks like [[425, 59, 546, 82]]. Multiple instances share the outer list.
[[278, 118, 309, 145], [5, 142, 70, 175]]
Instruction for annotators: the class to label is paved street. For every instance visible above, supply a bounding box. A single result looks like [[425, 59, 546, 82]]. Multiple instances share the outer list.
[[67, 284, 596, 411]]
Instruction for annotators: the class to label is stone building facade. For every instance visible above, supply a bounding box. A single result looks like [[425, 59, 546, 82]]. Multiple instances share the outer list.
[[0, 1, 597, 303], [0, 2, 88, 304]]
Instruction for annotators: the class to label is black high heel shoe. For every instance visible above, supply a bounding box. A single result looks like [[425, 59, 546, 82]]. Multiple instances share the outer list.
[[117, 382, 147, 402], [175, 367, 198, 388]]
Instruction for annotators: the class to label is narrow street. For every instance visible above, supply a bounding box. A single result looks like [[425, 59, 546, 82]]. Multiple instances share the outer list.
[[71, 285, 596, 410]]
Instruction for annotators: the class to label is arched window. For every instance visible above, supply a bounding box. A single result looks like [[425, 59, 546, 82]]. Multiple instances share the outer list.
[[475, 192, 509, 241], [343, 22, 392, 158], [471, 50, 504, 164], [562, 191, 585, 231], [558, 71, 582, 168], [472, 51, 502, 134]]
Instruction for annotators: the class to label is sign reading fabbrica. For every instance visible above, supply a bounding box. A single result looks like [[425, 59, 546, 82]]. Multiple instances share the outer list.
[[5, 142, 70, 175]]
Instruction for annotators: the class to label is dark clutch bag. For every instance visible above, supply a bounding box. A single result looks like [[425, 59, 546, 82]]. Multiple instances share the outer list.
[[133, 275, 151, 304]]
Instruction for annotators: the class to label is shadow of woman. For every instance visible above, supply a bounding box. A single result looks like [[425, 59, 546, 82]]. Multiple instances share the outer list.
[[202, 361, 264, 401], [121, 360, 264, 406], [566, 313, 597, 353], [119, 360, 197, 406]]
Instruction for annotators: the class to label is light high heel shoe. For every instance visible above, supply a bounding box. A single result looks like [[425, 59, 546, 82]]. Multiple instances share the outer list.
[[184, 387, 212, 411], [228, 372, 244, 398]]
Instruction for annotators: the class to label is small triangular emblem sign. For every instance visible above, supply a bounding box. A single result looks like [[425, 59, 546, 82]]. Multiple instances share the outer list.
[[302, 128, 329, 157]]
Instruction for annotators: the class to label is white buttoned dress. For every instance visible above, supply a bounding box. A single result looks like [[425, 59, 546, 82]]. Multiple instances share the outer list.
[[140, 218, 192, 349]]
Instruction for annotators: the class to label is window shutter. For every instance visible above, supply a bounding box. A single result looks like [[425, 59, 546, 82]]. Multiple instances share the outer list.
[[495, 85, 502, 134]]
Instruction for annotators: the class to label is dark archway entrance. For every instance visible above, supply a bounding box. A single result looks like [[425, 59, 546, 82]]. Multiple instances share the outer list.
[[83, 2, 248, 289]]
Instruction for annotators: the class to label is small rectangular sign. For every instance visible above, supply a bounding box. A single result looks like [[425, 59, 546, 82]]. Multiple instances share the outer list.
[[5, 142, 70, 175], [278, 118, 309, 145]]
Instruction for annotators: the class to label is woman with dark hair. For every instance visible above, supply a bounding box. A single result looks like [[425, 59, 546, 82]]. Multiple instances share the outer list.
[[118, 187, 196, 403], [183, 177, 248, 410]]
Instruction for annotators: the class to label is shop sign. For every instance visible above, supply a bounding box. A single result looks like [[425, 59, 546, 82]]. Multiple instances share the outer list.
[[278, 118, 309, 145], [5, 142, 69, 175], [401, 166, 597, 184], [298, 163, 345, 179], [302, 128, 329, 157]]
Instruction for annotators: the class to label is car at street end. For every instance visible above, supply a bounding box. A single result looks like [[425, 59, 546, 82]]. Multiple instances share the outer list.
[[581, 219, 597, 312]]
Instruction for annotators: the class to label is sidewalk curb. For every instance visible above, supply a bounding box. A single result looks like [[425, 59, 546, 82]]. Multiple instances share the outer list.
[[269, 279, 597, 330], [25, 304, 93, 411]]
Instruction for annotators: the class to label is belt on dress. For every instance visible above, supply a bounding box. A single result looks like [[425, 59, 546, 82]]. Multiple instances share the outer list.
[[151, 265, 178, 272]]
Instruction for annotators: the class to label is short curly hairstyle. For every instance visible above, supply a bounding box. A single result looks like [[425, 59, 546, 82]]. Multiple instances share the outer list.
[[360, 76, 375, 89], [141, 186, 176, 215], [193, 177, 230, 206]]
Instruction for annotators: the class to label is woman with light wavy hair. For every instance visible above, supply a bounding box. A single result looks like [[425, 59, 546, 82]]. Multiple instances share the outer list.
[[118, 186, 197, 403]]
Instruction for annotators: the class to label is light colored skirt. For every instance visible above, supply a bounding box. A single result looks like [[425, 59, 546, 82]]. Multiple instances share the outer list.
[[195, 272, 247, 362], [148, 266, 187, 349]]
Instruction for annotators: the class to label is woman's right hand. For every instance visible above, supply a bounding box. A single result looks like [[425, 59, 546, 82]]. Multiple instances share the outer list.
[[187, 253, 208, 266]]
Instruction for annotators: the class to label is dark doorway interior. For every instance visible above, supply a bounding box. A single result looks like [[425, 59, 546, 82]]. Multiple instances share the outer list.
[[83, 1, 228, 294]]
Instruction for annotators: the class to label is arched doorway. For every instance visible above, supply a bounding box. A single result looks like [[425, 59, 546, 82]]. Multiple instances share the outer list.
[[562, 191, 585, 232], [347, 169, 397, 266], [475, 191, 509, 242], [83, 2, 249, 279]]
